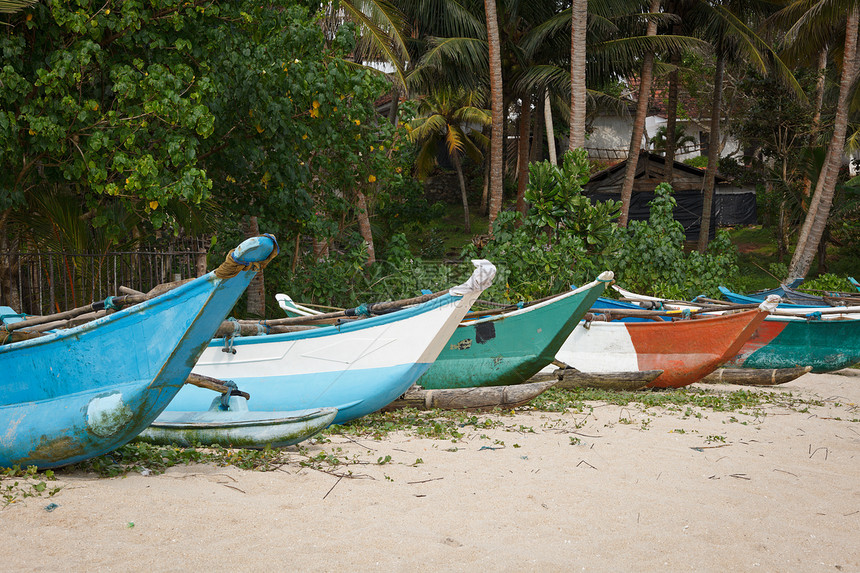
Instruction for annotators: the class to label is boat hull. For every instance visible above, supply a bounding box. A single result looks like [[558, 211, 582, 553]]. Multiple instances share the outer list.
[[139, 405, 337, 449], [167, 291, 484, 424], [556, 309, 768, 388], [0, 237, 275, 469], [416, 276, 611, 389], [722, 316, 860, 372]]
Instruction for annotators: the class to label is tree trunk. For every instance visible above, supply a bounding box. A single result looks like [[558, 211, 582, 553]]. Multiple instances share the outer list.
[[788, 7, 859, 281], [618, 0, 660, 227], [817, 227, 828, 274], [244, 215, 266, 318], [387, 85, 401, 126], [803, 47, 829, 199], [355, 189, 376, 264], [531, 92, 546, 164], [544, 88, 557, 164], [664, 12, 682, 184], [481, 156, 490, 214], [697, 52, 725, 253], [485, 0, 505, 232], [451, 152, 472, 233], [516, 95, 532, 217], [569, 0, 587, 150]]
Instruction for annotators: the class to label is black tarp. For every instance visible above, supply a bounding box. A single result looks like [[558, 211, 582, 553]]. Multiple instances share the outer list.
[[587, 190, 716, 241], [714, 192, 757, 226]]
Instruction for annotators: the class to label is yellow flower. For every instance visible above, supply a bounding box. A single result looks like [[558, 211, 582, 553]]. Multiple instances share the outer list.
[[302, 134, 308, 140], [105, 9, 110, 15], [125, 178, 129, 185], [226, 175, 236, 183], [26, 13, 32, 21], [256, 124, 264, 133], [28, 129, 35, 135], [309, 108, 319, 118], [93, 103, 99, 111], [312, 100, 320, 109], [353, 119, 360, 126], [395, 167, 402, 173], [368, 175, 376, 183], [379, 145, 385, 151], [370, 145, 374, 151], [149, 200, 159, 210], [333, 106, 337, 112]]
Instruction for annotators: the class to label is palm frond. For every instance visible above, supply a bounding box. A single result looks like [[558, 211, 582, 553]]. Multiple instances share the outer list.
[[0, 0, 37, 15]]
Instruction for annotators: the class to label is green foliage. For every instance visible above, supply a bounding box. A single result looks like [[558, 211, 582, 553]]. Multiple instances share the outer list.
[[1, 465, 61, 507], [799, 273, 854, 294], [464, 149, 622, 301], [461, 153, 738, 302], [614, 183, 738, 299], [683, 156, 709, 169]]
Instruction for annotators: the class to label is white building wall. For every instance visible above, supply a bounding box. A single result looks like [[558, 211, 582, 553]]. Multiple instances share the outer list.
[[586, 113, 742, 162]]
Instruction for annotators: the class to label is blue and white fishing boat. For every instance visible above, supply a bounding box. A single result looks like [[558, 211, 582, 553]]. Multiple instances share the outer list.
[[164, 260, 496, 424], [0, 235, 278, 469]]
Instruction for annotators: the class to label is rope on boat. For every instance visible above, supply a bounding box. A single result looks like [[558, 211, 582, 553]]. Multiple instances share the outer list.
[[214, 233, 279, 279], [222, 318, 240, 354], [219, 381, 240, 410]]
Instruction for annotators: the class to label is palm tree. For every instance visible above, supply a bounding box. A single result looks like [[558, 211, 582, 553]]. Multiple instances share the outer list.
[[570, 0, 588, 150], [658, 0, 802, 251], [409, 87, 491, 233], [780, 2, 860, 280], [650, 124, 696, 152], [618, 0, 661, 228], [0, 0, 37, 13], [484, 0, 504, 231]]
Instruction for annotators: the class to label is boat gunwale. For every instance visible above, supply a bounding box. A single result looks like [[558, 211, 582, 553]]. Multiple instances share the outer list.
[[213, 292, 464, 347], [459, 277, 608, 326]]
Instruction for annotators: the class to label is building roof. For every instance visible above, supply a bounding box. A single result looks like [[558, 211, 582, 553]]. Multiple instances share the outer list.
[[585, 150, 727, 195]]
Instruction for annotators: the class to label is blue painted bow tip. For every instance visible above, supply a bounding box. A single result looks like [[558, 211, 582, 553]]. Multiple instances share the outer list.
[[232, 234, 278, 265]]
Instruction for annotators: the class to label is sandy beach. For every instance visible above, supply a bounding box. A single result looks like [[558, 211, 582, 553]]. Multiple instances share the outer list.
[[2, 370, 859, 572]]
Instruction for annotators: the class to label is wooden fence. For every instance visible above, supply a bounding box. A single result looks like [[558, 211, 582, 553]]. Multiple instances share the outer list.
[[0, 247, 208, 316]]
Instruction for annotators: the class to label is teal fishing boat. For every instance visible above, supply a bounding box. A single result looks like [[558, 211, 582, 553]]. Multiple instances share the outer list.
[[722, 315, 860, 373], [415, 272, 613, 389], [0, 236, 277, 470]]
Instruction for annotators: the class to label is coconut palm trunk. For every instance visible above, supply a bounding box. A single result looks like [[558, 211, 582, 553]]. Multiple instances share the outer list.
[[544, 89, 557, 164], [664, 8, 682, 184], [516, 95, 532, 216], [451, 152, 472, 233], [569, 0, 587, 150], [697, 52, 725, 252], [618, 0, 660, 227], [788, 7, 859, 280], [485, 0, 505, 231]]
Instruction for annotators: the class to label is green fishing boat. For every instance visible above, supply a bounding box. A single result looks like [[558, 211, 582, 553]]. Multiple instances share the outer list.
[[724, 315, 860, 373], [416, 271, 613, 389]]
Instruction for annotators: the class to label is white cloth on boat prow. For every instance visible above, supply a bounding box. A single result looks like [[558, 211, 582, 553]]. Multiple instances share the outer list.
[[758, 294, 781, 313], [449, 259, 496, 296]]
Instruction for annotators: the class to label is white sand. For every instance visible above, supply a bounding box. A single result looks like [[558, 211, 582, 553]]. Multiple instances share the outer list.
[[2, 371, 859, 572]]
